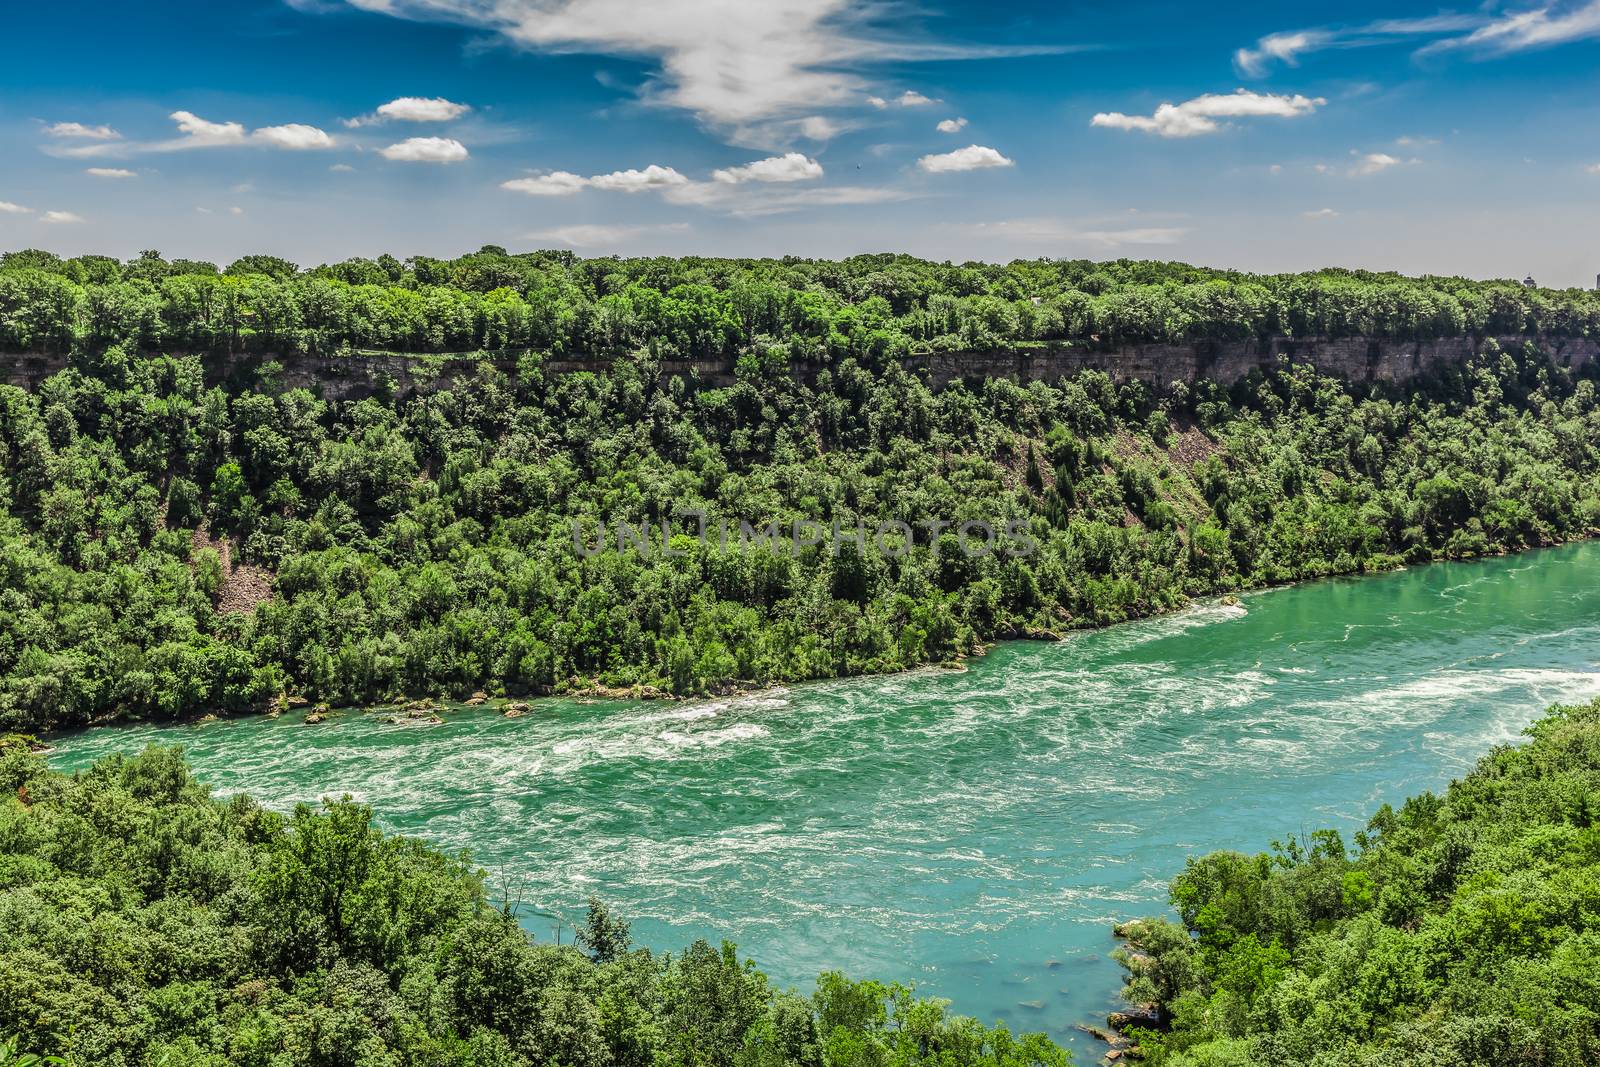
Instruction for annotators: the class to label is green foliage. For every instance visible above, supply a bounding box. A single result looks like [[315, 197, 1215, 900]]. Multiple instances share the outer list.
[[1119, 697, 1600, 1067], [6, 248, 1600, 357], [0, 747, 1066, 1067], [2, 251, 1599, 732]]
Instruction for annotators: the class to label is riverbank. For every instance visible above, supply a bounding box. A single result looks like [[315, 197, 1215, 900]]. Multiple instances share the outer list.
[[44, 541, 1600, 1060], [45, 531, 1597, 742]]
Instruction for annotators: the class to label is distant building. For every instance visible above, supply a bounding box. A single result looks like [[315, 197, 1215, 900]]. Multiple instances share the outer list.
[[1523, 276, 1537, 289]]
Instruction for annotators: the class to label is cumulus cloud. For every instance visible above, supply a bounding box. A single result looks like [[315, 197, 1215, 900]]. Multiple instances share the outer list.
[[85, 167, 137, 178], [897, 90, 938, 107], [41, 210, 85, 224], [46, 111, 334, 157], [253, 123, 336, 150], [346, 96, 472, 127], [379, 136, 469, 163], [867, 96, 889, 109], [1350, 152, 1406, 176], [589, 164, 689, 191], [917, 144, 1013, 173], [1091, 89, 1325, 138], [712, 152, 823, 184], [501, 163, 690, 195], [172, 110, 248, 145], [936, 117, 968, 133], [295, 0, 1067, 133], [44, 121, 120, 140], [502, 170, 593, 195], [0, 201, 30, 214]]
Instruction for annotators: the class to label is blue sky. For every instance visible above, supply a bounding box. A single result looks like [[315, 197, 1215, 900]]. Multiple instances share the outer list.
[[3, 0, 1599, 285]]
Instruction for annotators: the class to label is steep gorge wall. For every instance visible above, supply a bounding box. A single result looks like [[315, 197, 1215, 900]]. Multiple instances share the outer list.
[[3, 334, 1595, 400]]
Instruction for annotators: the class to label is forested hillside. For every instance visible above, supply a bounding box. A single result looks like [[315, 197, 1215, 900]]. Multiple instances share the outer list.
[[3, 247, 1600, 358], [0, 737, 1069, 1067], [1115, 696, 1600, 1067], [1, 249, 1599, 734]]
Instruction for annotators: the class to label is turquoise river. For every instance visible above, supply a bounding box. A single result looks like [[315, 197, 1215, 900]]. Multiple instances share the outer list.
[[49, 541, 1600, 1058]]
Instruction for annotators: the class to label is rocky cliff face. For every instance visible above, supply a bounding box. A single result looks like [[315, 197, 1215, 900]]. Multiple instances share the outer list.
[[3, 335, 1594, 401]]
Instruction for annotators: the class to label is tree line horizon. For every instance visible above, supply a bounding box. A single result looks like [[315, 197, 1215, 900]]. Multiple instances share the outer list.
[[4, 246, 1600, 362]]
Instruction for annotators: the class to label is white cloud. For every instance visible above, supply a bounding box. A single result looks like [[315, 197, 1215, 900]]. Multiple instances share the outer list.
[[1588, 163, 1600, 175], [230, 206, 245, 216], [1235, 9, 1595, 75], [172, 110, 248, 145], [936, 117, 968, 133], [588, 164, 689, 191], [330, 163, 356, 172], [297, 0, 1066, 132], [798, 116, 841, 140], [867, 95, 889, 109], [253, 123, 336, 150], [530, 221, 691, 247], [1091, 90, 1325, 138], [347, 96, 473, 127], [712, 152, 823, 184], [1350, 152, 1406, 176], [1303, 207, 1340, 219], [44, 121, 120, 140], [1233, 30, 1332, 76], [48, 111, 334, 157], [379, 96, 471, 122], [0, 201, 30, 215], [40, 210, 85, 224], [85, 167, 137, 178], [379, 136, 469, 163], [917, 144, 1013, 173], [502, 170, 593, 195], [897, 90, 938, 107], [1420, 1, 1600, 57]]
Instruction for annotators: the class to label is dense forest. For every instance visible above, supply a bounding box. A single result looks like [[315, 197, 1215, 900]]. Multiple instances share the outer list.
[[3, 246, 1600, 358], [2, 248, 1599, 733], [1115, 696, 1600, 1067], [0, 735, 1070, 1067]]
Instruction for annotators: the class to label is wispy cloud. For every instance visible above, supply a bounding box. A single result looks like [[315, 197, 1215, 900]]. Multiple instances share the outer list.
[[85, 167, 137, 179], [917, 144, 1013, 173], [1303, 207, 1340, 219], [0, 201, 30, 215], [296, 0, 1070, 139], [1348, 150, 1418, 176], [528, 221, 691, 247], [966, 217, 1189, 247], [1235, 6, 1600, 76], [40, 210, 85, 224], [1419, 1, 1600, 57], [1092, 90, 1324, 138]]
